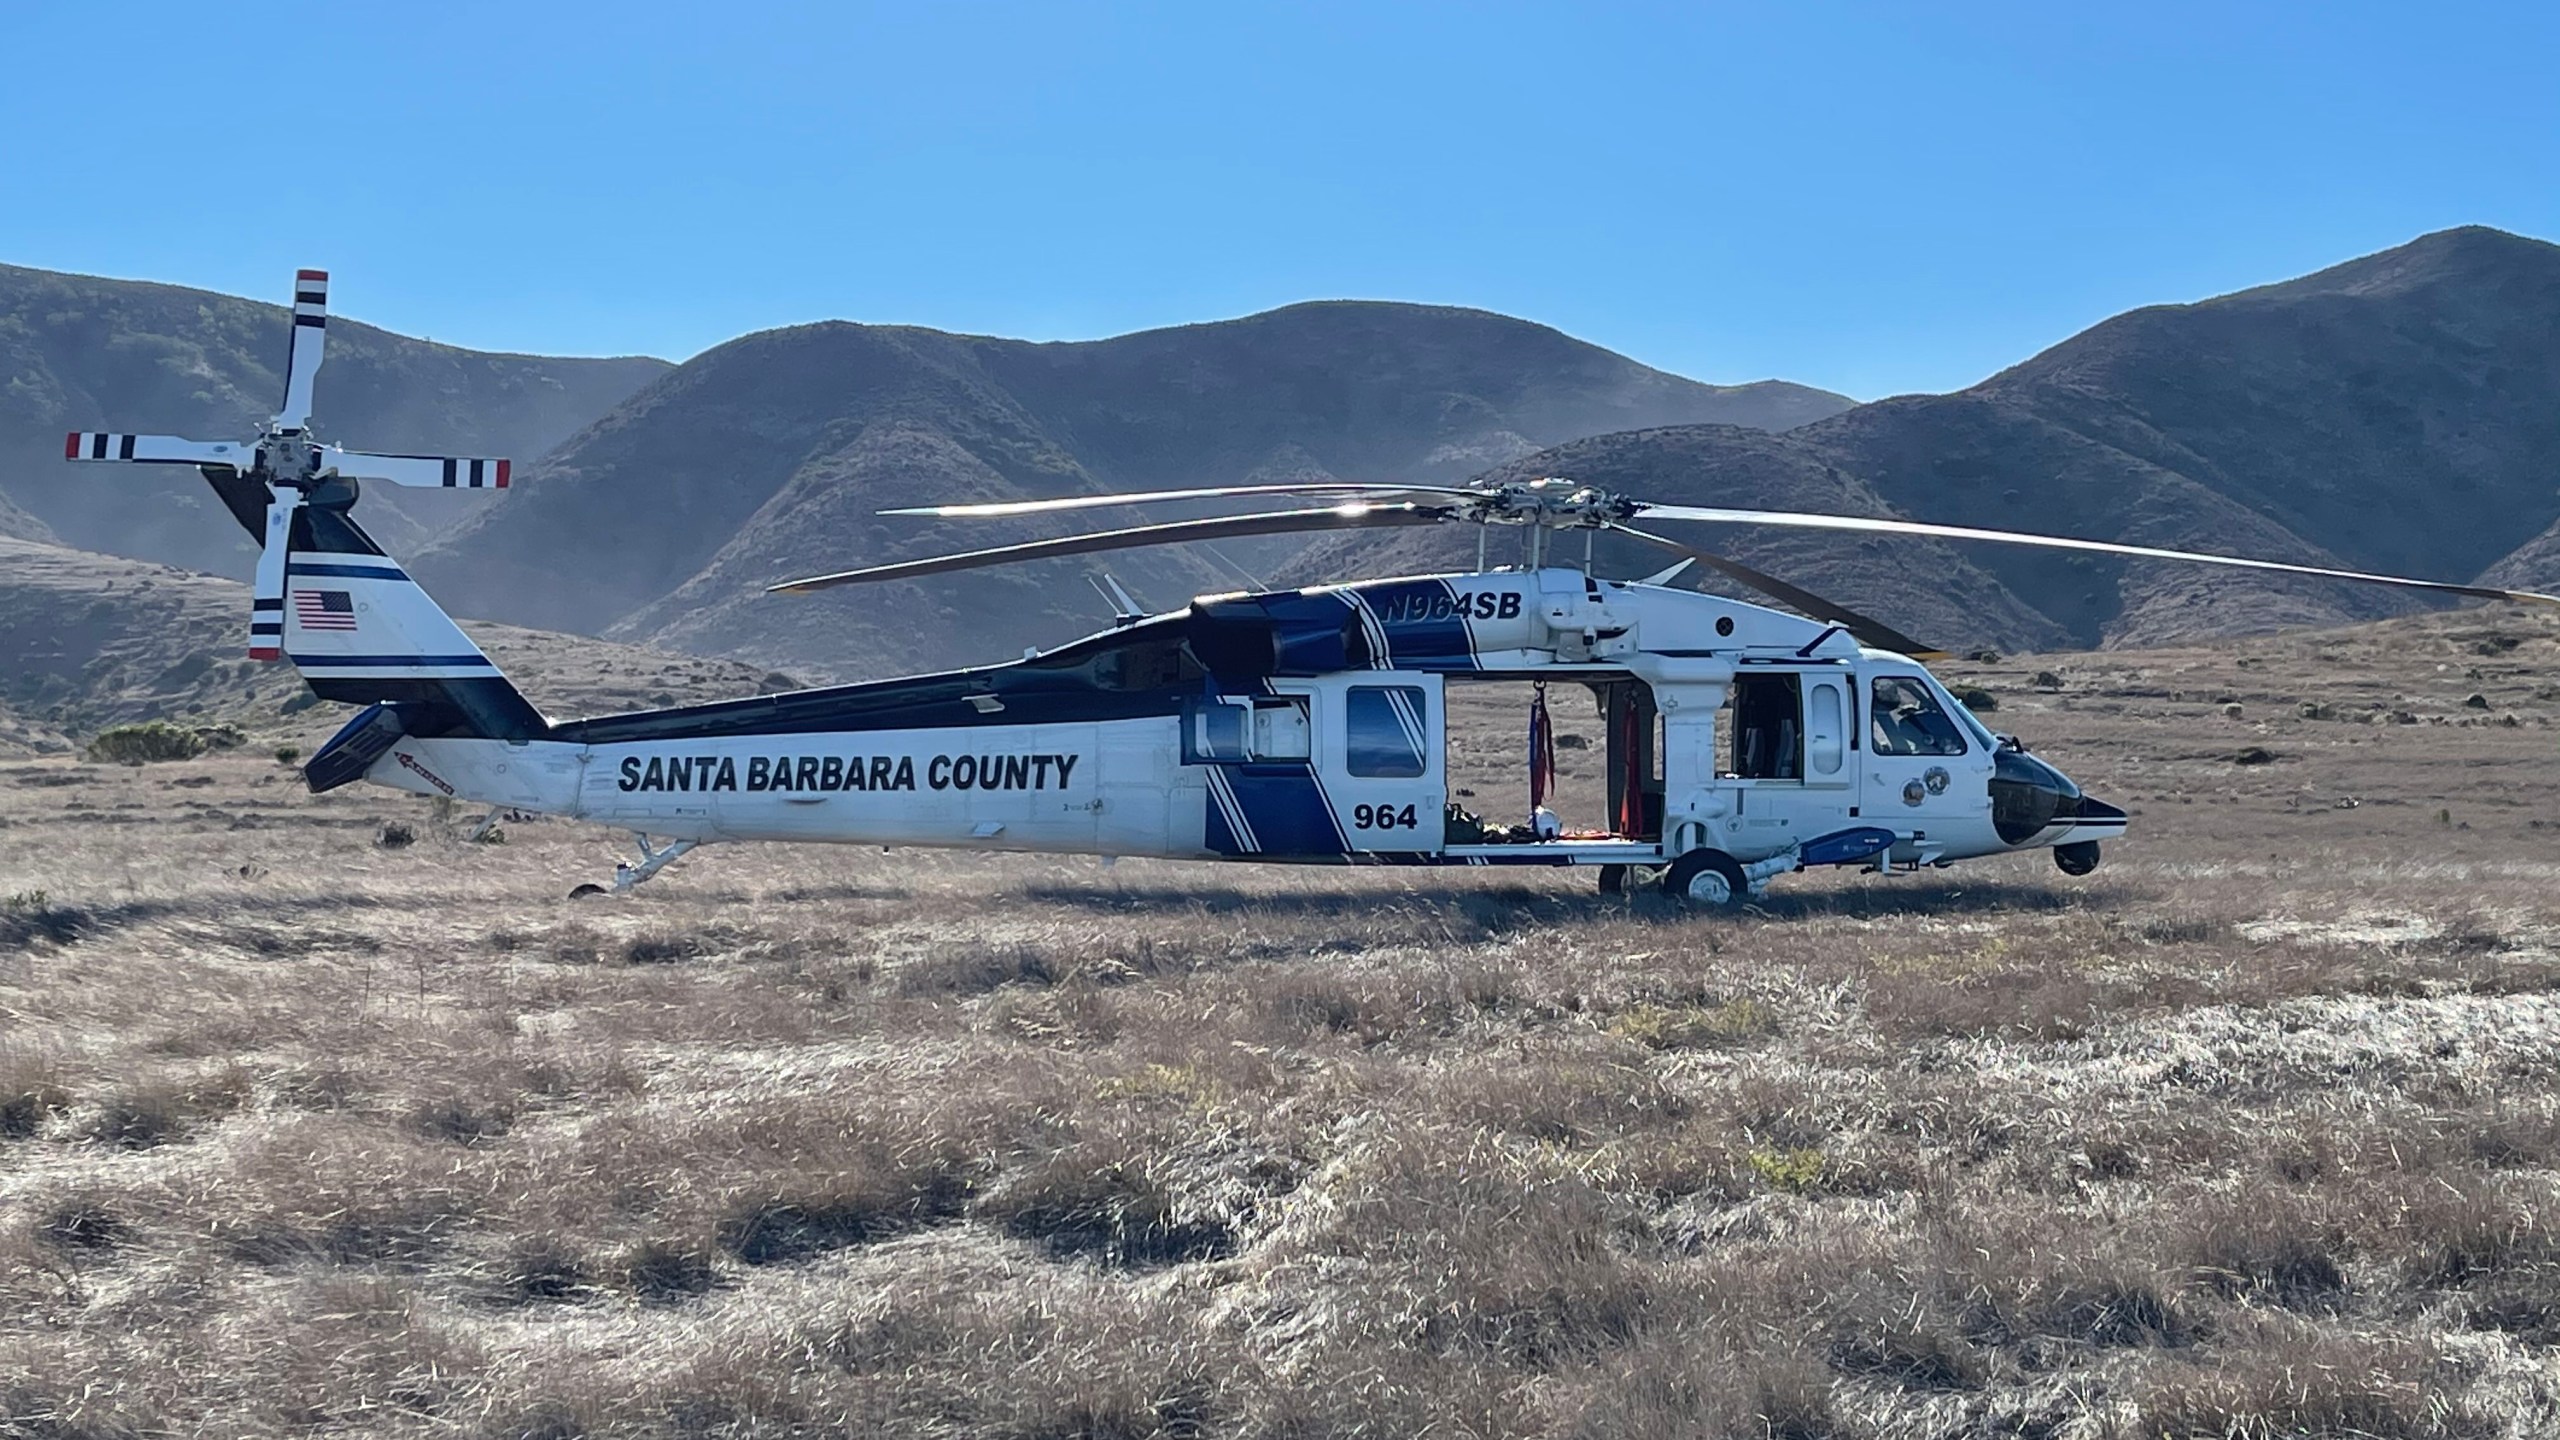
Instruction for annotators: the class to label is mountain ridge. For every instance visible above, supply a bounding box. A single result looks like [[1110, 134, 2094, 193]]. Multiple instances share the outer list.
[[0, 261, 673, 571], [16, 229, 2558, 674], [1311, 225, 2560, 653], [411, 300, 1854, 677]]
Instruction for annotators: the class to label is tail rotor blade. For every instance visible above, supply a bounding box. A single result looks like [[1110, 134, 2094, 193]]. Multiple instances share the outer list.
[[882, 481, 1477, 518], [272, 269, 329, 431], [1630, 502, 2560, 609], [1611, 523, 1945, 657], [318, 447, 511, 489], [772, 502, 1450, 594], [248, 495, 297, 661], [64, 432, 255, 468]]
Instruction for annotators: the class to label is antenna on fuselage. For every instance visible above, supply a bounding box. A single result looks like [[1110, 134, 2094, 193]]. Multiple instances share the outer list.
[[1089, 572, 1147, 627]]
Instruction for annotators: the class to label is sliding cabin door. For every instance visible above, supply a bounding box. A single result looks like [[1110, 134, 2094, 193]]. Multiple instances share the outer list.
[[1184, 673, 1445, 857]]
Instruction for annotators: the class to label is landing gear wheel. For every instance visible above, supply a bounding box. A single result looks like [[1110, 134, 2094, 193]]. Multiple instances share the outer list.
[[568, 883, 609, 900], [2054, 840, 2101, 877], [1598, 864, 1629, 895], [1661, 850, 1750, 910]]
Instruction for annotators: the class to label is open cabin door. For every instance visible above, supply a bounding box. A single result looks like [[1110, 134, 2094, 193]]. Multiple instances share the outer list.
[[1183, 673, 1445, 857]]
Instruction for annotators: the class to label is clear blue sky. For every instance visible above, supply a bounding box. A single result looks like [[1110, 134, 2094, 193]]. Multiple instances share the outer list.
[[4, 1, 2552, 399]]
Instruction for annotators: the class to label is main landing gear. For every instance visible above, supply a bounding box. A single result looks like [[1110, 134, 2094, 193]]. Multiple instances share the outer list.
[[1597, 851, 1758, 909], [570, 835, 701, 898], [1662, 849, 1752, 910], [1603, 847, 1804, 910]]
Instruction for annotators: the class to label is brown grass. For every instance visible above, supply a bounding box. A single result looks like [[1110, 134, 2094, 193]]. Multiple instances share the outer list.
[[2, 603, 2559, 1436]]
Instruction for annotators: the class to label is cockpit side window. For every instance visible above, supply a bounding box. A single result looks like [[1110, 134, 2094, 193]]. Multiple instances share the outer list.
[[1869, 675, 1967, 756]]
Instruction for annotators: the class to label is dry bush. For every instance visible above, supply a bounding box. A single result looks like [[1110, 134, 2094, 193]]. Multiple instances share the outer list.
[[1432, 1045, 1692, 1147], [1250, 1131, 1660, 1374], [979, 1142, 1241, 1268], [2132, 1313, 2492, 1439], [1605, 996, 1778, 1050], [2169, 1186, 2353, 1313], [82, 1064, 248, 1149], [0, 1050, 71, 1138], [1554, 1342, 1842, 1440]]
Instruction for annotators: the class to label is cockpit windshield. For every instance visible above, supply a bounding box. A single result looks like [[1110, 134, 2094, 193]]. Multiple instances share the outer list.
[[1869, 674, 1969, 756], [1938, 682, 2001, 749]]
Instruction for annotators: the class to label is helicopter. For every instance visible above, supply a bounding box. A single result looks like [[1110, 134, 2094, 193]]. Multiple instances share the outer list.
[[64, 271, 2560, 904]]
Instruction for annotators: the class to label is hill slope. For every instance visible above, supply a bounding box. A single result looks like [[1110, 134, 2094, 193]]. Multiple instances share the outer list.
[[0, 536, 777, 741], [1821, 225, 2560, 644], [411, 303, 1852, 678], [0, 263, 671, 572], [1322, 227, 2560, 651]]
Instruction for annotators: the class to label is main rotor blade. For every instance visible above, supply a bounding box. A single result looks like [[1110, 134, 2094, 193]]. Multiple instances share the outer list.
[[1633, 503, 2560, 609], [64, 432, 254, 468], [771, 503, 1450, 594], [272, 269, 329, 431], [882, 481, 1478, 518], [1610, 523, 1945, 657]]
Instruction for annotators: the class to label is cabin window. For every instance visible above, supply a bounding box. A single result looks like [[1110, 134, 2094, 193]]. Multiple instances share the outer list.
[[1807, 680, 1845, 775], [1727, 673, 1802, 780], [1346, 685, 1428, 777], [1188, 700, 1252, 763], [1187, 695, 1312, 764], [1253, 698, 1312, 760], [1870, 675, 1968, 756]]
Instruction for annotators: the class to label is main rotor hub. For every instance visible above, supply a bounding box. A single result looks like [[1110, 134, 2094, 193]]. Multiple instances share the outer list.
[[1461, 476, 1639, 529]]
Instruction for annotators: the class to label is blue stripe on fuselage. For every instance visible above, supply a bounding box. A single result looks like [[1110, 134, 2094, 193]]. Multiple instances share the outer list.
[[1205, 764, 1347, 857]]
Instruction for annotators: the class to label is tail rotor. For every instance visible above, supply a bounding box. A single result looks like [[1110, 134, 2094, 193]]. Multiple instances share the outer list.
[[62, 268, 516, 660]]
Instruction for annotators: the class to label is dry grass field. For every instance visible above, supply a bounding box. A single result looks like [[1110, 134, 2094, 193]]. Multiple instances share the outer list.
[[4, 602, 2559, 1438]]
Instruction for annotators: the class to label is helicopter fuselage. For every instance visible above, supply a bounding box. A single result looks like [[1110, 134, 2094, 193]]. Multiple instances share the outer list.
[[322, 568, 2124, 892]]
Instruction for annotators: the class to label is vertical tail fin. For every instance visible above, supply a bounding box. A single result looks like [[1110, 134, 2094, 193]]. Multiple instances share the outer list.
[[281, 500, 548, 741]]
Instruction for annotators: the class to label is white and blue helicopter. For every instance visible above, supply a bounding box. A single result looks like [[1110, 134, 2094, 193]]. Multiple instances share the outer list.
[[66, 273, 2560, 904]]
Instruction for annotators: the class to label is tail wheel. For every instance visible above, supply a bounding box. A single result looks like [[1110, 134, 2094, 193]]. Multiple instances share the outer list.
[[1661, 849, 1750, 909]]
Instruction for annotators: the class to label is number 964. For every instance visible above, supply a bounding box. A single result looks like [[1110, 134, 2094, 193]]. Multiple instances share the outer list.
[[1352, 802, 1418, 830]]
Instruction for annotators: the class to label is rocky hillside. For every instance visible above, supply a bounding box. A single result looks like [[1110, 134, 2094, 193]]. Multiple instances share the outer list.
[[1317, 226, 2560, 652], [28, 229, 2560, 672], [0, 536, 779, 743], [0, 263, 670, 573], [410, 302, 1851, 678]]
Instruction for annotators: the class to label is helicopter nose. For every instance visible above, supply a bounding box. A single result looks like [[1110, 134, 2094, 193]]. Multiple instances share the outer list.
[[1990, 747, 2084, 846]]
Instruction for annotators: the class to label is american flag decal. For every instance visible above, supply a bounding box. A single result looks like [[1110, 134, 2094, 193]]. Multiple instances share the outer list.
[[292, 589, 359, 631]]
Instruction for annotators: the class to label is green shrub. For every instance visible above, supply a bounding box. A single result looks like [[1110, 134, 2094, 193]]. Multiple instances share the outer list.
[[87, 722, 208, 765], [1746, 1146, 1828, 1193]]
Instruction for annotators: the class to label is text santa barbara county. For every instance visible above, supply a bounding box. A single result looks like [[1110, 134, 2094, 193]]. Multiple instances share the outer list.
[[617, 752, 1080, 794]]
